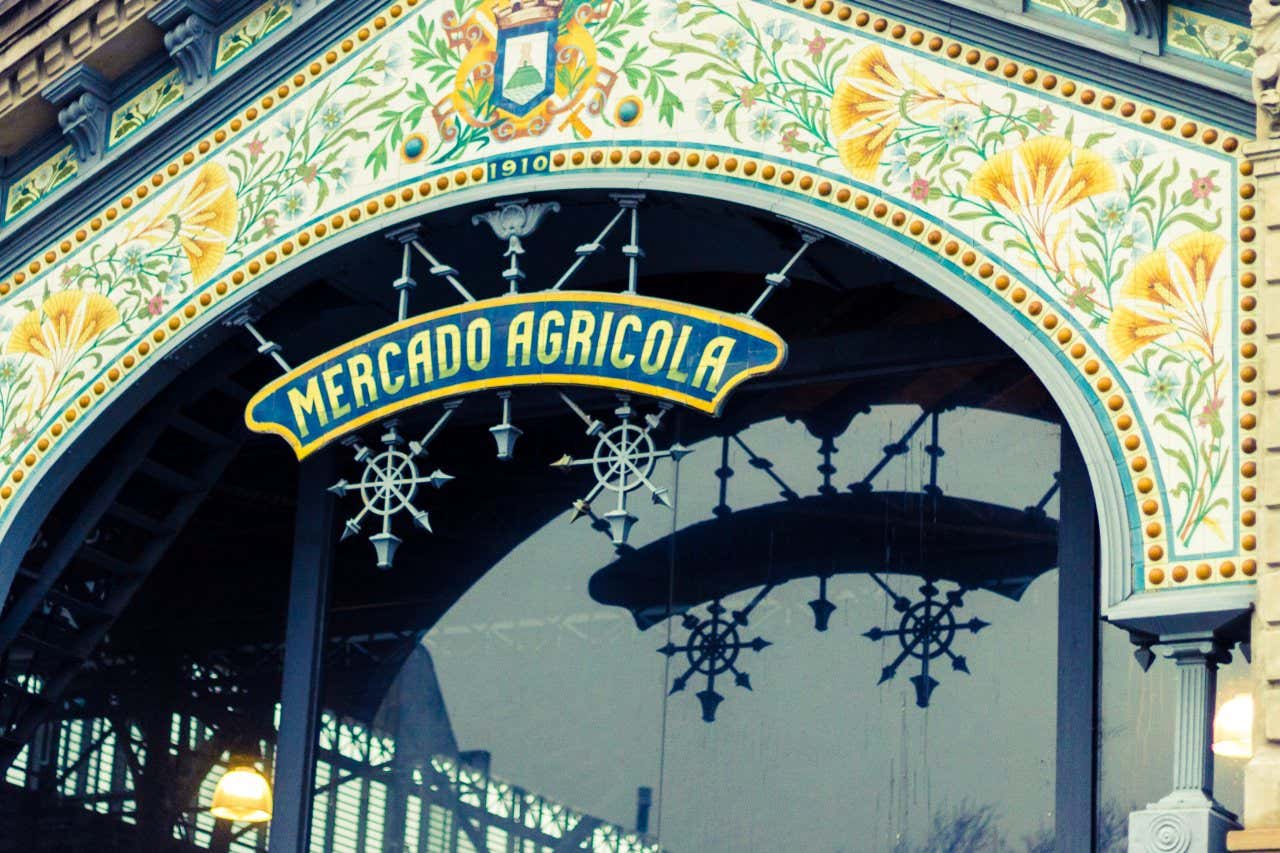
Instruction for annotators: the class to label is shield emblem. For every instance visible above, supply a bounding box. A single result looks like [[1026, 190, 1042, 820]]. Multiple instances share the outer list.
[[493, 16, 558, 117]]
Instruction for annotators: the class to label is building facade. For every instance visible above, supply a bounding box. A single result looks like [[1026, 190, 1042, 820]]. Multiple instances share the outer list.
[[0, 0, 1274, 850]]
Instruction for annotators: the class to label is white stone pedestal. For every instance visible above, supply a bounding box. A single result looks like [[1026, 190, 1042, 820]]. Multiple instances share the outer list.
[[1130, 793, 1240, 853]]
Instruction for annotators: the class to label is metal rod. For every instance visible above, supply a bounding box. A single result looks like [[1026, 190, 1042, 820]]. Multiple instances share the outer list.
[[746, 236, 817, 319], [398, 242, 412, 322], [410, 401, 462, 457], [242, 321, 291, 373], [411, 240, 475, 302], [552, 208, 627, 290], [625, 206, 639, 294], [558, 392, 594, 427]]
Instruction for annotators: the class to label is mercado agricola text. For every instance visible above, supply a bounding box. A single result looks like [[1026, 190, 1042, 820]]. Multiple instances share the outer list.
[[245, 292, 787, 455]]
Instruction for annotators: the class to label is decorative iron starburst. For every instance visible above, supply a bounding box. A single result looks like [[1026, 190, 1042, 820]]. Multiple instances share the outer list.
[[658, 588, 773, 722], [327, 412, 457, 569], [862, 575, 989, 708], [552, 394, 689, 546]]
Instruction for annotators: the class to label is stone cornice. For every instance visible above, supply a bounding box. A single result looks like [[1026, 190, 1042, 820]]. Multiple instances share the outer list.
[[0, 0, 162, 122]]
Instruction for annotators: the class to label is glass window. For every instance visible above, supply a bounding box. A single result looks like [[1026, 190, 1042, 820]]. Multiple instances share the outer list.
[[313, 393, 1067, 851]]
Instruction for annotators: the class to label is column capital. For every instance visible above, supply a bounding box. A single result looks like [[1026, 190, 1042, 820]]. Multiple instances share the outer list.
[[1245, 141, 1280, 179], [1160, 635, 1234, 666]]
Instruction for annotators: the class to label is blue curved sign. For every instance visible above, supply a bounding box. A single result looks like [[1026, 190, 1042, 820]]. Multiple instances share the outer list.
[[245, 291, 787, 458]]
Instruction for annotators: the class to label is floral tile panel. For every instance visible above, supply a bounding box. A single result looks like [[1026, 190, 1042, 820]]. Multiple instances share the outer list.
[[1030, 0, 1127, 31], [0, 0, 1246, 582], [109, 71, 186, 148], [215, 0, 293, 71], [1167, 5, 1253, 73], [4, 148, 78, 223]]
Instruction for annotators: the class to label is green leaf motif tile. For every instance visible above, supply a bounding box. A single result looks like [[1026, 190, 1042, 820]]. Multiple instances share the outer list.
[[215, 0, 293, 71], [1167, 6, 1253, 73], [109, 72, 185, 147], [4, 148, 78, 222], [1030, 0, 1125, 31]]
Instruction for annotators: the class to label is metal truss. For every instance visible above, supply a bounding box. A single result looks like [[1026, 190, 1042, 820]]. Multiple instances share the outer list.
[[4, 651, 662, 853], [0, 373, 249, 773]]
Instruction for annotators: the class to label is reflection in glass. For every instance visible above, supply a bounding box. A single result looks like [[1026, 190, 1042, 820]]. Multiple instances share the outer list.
[[330, 402, 1066, 851]]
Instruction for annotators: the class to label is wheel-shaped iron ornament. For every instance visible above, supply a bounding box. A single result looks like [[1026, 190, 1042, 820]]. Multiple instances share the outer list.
[[327, 419, 456, 569], [658, 587, 773, 722], [553, 394, 690, 546], [862, 575, 989, 708]]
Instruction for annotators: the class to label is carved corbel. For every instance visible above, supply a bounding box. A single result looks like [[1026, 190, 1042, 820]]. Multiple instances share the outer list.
[[1123, 0, 1166, 54], [148, 0, 218, 89], [1254, 0, 1280, 137], [42, 66, 112, 165]]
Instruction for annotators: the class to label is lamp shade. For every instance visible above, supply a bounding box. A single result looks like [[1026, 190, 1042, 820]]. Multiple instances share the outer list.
[[210, 765, 273, 822], [1212, 693, 1254, 759]]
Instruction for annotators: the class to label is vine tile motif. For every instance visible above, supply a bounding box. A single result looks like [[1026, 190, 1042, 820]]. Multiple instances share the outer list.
[[4, 148, 78, 223], [1167, 6, 1253, 73], [1030, 0, 1126, 31], [109, 71, 186, 147], [214, 0, 293, 71], [0, 0, 1246, 583]]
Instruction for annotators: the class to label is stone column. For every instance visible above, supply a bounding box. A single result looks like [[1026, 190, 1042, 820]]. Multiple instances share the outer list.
[[1131, 638, 1239, 852]]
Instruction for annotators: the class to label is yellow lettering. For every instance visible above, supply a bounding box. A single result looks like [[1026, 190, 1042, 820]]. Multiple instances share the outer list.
[[466, 318, 491, 371], [639, 320, 673, 376], [436, 324, 462, 378], [692, 336, 736, 392], [286, 378, 328, 439], [347, 353, 377, 408], [377, 342, 404, 395], [407, 330, 434, 386], [593, 311, 615, 367], [508, 310, 534, 367], [322, 364, 351, 419], [537, 310, 565, 365], [610, 314, 642, 370], [566, 310, 595, 365], [666, 325, 691, 383]]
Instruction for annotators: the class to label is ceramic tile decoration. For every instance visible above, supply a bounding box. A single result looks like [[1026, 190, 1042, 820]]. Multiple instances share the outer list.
[[109, 71, 186, 147], [214, 0, 293, 71], [1167, 5, 1253, 73], [4, 148, 78, 223], [0, 0, 1252, 593]]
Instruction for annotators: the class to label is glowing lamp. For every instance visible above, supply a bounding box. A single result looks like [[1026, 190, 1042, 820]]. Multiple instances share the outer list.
[[210, 765, 273, 823], [1212, 693, 1253, 759]]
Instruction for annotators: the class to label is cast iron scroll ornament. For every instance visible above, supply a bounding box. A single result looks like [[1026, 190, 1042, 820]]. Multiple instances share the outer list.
[[862, 575, 989, 708], [658, 586, 773, 722], [552, 394, 690, 546]]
